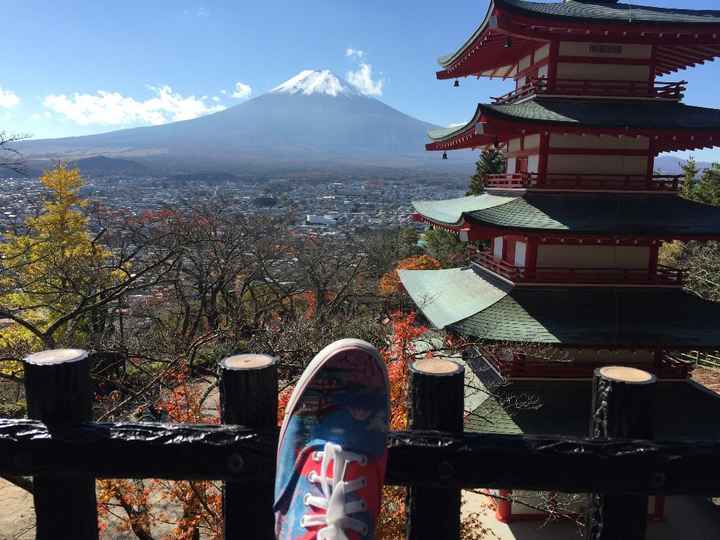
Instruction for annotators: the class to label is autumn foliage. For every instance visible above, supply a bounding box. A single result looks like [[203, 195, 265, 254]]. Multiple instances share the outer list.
[[97, 366, 223, 539], [378, 255, 441, 296]]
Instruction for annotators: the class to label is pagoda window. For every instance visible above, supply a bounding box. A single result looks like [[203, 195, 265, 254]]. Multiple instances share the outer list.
[[493, 237, 503, 259], [527, 155, 540, 174], [506, 156, 517, 174], [518, 54, 532, 74], [514, 241, 527, 268], [535, 44, 550, 63]]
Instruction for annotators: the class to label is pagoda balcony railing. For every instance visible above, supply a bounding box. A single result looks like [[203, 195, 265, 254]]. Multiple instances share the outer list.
[[475, 251, 684, 286], [492, 78, 686, 104], [481, 349, 693, 380], [484, 172, 684, 192]]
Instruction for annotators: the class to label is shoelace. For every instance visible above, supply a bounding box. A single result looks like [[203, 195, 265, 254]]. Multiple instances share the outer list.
[[300, 442, 369, 540]]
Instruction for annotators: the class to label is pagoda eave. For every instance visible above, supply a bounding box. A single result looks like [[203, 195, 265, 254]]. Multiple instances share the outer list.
[[438, 0, 720, 79], [427, 100, 720, 153], [399, 267, 720, 348], [411, 193, 720, 240]]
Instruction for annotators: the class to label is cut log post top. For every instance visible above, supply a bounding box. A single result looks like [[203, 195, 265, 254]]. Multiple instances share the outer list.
[[25, 349, 88, 366], [24, 349, 92, 426], [220, 354, 276, 371]]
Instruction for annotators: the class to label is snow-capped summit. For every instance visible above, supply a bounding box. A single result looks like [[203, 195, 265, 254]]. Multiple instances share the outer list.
[[271, 69, 360, 97]]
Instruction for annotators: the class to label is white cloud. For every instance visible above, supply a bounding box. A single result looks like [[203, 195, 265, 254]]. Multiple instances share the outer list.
[[183, 7, 209, 17], [231, 82, 252, 99], [345, 48, 365, 60], [42, 86, 225, 126], [0, 85, 20, 108], [346, 63, 384, 97]]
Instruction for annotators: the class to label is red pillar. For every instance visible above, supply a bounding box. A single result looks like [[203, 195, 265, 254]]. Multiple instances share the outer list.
[[496, 490, 513, 523]]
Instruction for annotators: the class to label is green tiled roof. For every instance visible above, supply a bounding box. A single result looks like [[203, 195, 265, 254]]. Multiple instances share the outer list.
[[400, 266, 720, 347], [451, 280, 720, 347], [398, 267, 511, 329], [414, 193, 720, 236], [413, 194, 515, 225], [466, 379, 720, 441], [488, 99, 720, 129], [430, 99, 720, 142], [497, 0, 720, 26]]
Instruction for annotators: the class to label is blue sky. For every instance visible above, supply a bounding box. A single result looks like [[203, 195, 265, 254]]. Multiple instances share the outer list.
[[3, 0, 720, 161]]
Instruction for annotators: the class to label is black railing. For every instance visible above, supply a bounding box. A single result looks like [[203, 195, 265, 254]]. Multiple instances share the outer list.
[[1, 350, 720, 539]]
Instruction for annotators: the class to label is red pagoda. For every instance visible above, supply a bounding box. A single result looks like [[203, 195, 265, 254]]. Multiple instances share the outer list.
[[400, 0, 720, 524]]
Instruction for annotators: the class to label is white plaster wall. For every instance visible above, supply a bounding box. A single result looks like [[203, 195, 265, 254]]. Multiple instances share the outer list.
[[506, 157, 517, 173], [508, 138, 522, 152], [536, 245, 650, 269], [550, 134, 649, 150], [558, 42, 652, 59], [547, 154, 648, 175], [524, 134, 541, 149], [556, 63, 650, 81]]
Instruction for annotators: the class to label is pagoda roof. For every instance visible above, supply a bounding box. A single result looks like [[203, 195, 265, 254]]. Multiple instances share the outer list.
[[412, 193, 720, 237], [399, 266, 720, 348], [428, 99, 720, 152], [438, 1, 720, 79], [495, 0, 720, 27], [466, 379, 720, 440]]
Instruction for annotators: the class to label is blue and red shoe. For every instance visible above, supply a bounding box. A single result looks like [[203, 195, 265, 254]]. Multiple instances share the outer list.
[[274, 339, 390, 540]]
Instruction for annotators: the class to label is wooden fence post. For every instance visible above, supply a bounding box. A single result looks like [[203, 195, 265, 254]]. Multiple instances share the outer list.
[[406, 358, 465, 540], [586, 366, 656, 540], [23, 349, 98, 540], [219, 354, 278, 540]]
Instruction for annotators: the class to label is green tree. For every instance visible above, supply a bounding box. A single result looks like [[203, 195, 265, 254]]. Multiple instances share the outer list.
[[691, 163, 720, 206], [423, 228, 465, 267], [467, 147, 506, 196], [0, 164, 173, 352], [680, 157, 699, 199], [672, 161, 720, 300]]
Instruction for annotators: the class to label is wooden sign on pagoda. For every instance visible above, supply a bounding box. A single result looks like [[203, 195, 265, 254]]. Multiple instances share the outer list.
[[400, 0, 720, 525]]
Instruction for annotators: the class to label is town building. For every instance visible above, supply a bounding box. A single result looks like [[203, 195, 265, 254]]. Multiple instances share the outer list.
[[400, 0, 720, 523]]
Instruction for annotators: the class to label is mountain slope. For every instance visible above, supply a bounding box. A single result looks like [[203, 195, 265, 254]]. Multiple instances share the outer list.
[[69, 156, 152, 176], [20, 70, 451, 169]]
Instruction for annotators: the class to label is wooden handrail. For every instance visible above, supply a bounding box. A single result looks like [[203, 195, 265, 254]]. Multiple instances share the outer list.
[[475, 252, 684, 285], [493, 78, 686, 104], [485, 172, 684, 192], [481, 349, 692, 380]]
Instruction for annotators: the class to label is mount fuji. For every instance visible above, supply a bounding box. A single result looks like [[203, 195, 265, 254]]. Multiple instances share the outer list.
[[20, 70, 464, 172]]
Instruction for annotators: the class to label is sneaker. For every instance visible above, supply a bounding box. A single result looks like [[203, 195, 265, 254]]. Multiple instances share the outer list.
[[274, 339, 390, 540]]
